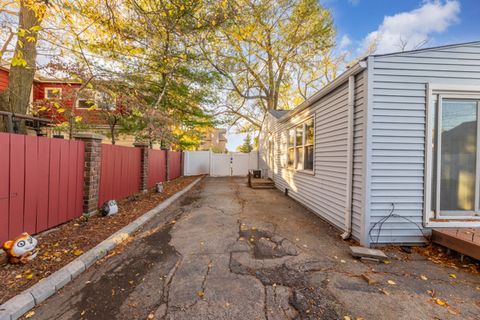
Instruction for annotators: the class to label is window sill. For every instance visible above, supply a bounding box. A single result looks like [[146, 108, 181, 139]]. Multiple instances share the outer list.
[[285, 168, 315, 176]]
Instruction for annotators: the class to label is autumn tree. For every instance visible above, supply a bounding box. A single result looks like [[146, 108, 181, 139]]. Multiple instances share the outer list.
[[202, 0, 336, 130], [0, 0, 47, 132], [60, 0, 224, 148], [236, 133, 253, 153]]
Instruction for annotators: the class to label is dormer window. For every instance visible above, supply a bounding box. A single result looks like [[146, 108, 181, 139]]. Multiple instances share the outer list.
[[45, 88, 62, 99]]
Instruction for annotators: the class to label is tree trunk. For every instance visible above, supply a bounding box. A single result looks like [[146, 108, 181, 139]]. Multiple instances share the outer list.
[[110, 124, 116, 145], [1, 0, 46, 133]]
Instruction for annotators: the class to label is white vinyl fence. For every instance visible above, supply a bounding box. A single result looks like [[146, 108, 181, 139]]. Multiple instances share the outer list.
[[183, 151, 258, 177]]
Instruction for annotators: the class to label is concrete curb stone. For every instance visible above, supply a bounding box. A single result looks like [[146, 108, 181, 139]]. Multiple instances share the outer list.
[[0, 293, 34, 320], [28, 280, 56, 305], [0, 177, 201, 320], [48, 269, 72, 291]]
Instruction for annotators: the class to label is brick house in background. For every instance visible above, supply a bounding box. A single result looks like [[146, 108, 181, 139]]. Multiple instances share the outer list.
[[199, 128, 227, 152]]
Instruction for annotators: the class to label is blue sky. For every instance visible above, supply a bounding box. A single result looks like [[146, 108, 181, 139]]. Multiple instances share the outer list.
[[226, 0, 480, 151]]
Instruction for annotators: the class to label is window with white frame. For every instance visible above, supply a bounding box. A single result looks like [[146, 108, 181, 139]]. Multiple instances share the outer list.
[[44, 88, 62, 100], [286, 118, 314, 172], [287, 128, 295, 168], [430, 96, 480, 217], [76, 89, 115, 110]]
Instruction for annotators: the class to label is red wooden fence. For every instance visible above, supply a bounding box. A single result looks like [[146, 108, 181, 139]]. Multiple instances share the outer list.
[[0, 133, 84, 244], [168, 151, 182, 180], [147, 149, 166, 188], [98, 144, 141, 206]]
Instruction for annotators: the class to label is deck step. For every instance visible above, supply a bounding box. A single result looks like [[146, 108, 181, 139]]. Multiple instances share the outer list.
[[432, 228, 480, 260], [248, 177, 275, 189]]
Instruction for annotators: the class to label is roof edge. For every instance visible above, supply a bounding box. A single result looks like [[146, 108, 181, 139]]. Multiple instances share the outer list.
[[372, 40, 480, 58], [278, 60, 367, 123]]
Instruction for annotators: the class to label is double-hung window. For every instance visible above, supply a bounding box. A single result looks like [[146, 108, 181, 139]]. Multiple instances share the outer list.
[[45, 88, 62, 100], [430, 97, 480, 218], [287, 128, 295, 168], [286, 118, 314, 172]]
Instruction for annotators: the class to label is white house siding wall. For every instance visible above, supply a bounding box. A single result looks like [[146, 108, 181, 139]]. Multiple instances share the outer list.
[[367, 42, 480, 245], [352, 70, 366, 240], [272, 76, 365, 240], [258, 113, 277, 176]]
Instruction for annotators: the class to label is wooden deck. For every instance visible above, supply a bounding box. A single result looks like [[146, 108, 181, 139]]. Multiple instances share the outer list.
[[432, 228, 480, 260]]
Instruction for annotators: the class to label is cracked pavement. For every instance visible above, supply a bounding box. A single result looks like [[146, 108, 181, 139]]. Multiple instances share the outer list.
[[29, 177, 480, 320]]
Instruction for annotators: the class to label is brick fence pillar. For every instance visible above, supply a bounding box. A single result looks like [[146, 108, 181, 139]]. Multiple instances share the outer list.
[[162, 148, 169, 182], [134, 142, 149, 193], [74, 133, 103, 216]]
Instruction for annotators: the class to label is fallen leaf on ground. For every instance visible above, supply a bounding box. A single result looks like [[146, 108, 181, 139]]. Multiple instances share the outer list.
[[449, 273, 457, 279], [25, 311, 35, 318], [420, 275, 428, 281], [383, 260, 391, 264], [26, 274, 33, 279], [387, 280, 396, 285], [15, 275, 22, 279], [340, 259, 346, 263], [379, 288, 390, 295], [435, 298, 446, 306], [73, 249, 83, 256], [447, 307, 460, 315], [362, 274, 377, 285], [197, 291, 205, 298], [344, 316, 351, 320], [147, 313, 154, 319]]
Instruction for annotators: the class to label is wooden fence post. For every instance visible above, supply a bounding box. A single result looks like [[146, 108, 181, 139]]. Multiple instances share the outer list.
[[134, 142, 149, 193], [74, 133, 103, 216]]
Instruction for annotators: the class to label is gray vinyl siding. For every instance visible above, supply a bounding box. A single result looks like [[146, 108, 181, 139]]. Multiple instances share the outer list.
[[258, 113, 275, 173], [367, 42, 480, 245], [270, 72, 366, 240], [352, 71, 366, 240]]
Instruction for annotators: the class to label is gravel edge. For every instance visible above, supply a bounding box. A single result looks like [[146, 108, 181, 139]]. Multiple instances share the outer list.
[[0, 177, 202, 320]]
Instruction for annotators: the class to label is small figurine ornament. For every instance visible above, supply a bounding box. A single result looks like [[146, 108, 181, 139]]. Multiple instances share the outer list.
[[2, 232, 38, 264], [156, 182, 164, 193], [101, 200, 118, 216]]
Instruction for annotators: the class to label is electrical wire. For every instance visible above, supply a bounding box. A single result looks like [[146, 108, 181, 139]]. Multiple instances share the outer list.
[[368, 203, 430, 246]]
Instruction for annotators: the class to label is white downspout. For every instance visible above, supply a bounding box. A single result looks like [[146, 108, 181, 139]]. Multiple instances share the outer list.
[[341, 75, 356, 240]]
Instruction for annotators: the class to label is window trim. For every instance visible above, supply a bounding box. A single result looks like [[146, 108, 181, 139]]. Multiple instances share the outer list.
[[286, 116, 315, 174], [75, 97, 95, 109], [44, 87, 62, 100], [75, 90, 116, 110], [424, 83, 480, 227]]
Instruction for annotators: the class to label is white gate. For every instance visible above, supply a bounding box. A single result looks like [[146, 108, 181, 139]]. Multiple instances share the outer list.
[[232, 153, 250, 176], [210, 153, 231, 177], [184, 151, 258, 177]]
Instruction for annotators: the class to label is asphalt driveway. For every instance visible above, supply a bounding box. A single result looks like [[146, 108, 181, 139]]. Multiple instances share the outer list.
[[29, 177, 480, 320]]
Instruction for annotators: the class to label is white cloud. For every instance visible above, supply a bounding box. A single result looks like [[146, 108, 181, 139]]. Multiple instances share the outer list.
[[361, 0, 460, 54], [340, 35, 352, 49]]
